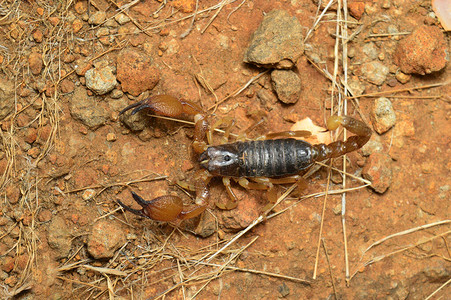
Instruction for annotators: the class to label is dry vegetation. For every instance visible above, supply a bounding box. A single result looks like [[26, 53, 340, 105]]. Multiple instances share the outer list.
[[0, 0, 449, 299]]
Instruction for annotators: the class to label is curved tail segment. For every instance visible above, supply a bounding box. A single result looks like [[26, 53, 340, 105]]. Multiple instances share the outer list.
[[312, 116, 372, 162]]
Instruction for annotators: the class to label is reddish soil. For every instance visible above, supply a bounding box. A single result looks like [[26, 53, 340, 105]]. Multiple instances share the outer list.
[[0, 0, 449, 299]]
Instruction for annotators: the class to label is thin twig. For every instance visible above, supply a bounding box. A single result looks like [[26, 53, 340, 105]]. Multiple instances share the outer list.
[[346, 82, 448, 100], [424, 277, 451, 300], [322, 238, 338, 299], [313, 162, 333, 279]]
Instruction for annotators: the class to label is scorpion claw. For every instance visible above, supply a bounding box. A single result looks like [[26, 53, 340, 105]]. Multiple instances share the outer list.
[[117, 199, 148, 219], [119, 95, 204, 118], [119, 191, 206, 222], [119, 100, 146, 115], [131, 104, 151, 115], [131, 191, 151, 206]]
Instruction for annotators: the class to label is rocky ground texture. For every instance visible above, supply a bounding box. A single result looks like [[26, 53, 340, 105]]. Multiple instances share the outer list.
[[0, 0, 450, 299]]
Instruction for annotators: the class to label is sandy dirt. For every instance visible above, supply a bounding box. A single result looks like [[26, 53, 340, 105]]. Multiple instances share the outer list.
[[0, 0, 449, 299]]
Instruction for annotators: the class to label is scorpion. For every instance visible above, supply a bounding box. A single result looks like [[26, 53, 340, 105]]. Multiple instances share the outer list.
[[117, 95, 372, 222]]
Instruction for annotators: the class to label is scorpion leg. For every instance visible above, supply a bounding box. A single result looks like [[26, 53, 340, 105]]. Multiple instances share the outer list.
[[217, 177, 238, 210], [237, 177, 278, 203], [238, 176, 308, 203], [207, 117, 236, 145], [260, 130, 312, 140]]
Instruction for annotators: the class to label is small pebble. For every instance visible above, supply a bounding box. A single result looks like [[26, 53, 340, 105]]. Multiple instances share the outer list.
[[362, 152, 393, 193], [82, 189, 96, 200], [106, 132, 117, 142], [38, 209, 52, 222], [371, 97, 396, 134], [348, 2, 365, 20], [85, 65, 117, 95], [395, 71, 411, 84], [278, 282, 290, 297], [115, 13, 130, 25], [28, 52, 43, 75], [88, 11, 106, 25], [393, 25, 448, 75], [361, 61, 389, 86]]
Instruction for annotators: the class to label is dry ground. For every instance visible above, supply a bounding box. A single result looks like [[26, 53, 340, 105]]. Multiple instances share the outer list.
[[0, 0, 449, 299]]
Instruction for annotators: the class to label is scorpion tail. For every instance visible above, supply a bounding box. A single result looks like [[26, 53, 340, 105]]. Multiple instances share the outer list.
[[312, 115, 372, 162]]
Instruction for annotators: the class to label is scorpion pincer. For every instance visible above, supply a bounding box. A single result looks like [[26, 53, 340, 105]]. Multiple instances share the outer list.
[[117, 95, 372, 222]]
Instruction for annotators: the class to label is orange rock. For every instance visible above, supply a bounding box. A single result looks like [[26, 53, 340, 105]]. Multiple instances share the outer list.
[[28, 52, 43, 75], [348, 2, 365, 20], [172, 0, 196, 13]]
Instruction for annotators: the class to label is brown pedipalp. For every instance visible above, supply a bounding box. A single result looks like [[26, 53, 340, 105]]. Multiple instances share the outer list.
[[119, 95, 203, 117], [118, 191, 206, 222]]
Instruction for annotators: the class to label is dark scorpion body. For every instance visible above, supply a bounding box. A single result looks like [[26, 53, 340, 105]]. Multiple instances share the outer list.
[[117, 95, 372, 222]]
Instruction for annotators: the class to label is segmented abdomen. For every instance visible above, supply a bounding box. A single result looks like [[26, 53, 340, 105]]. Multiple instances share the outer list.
[[238, 139, 313, 177]]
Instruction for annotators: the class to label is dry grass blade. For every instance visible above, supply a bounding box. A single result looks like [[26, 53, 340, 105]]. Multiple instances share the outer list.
[[189, 236, 259, 298], [349, 229, 451, 281], [207, 70, 268, 111], [361, 220, 451, 254], [194, 261, 311, 284], [205, 184, 297, 264], [56, 259, 91, 272], [142, 0, 238, 33], [346, 81, 448, 100], [201, 0, 236, 34], [0, 128, 15, 190], [0, 281, 32, 299], [322, 238, 338, 299], [313, 162, 333, 279], [424, 277, 451, 300], [0, 3, 9, 16], [82, 265, 127, 277], [63, 174, 167, 194], [315, 161, 372, 185], [304, 0, 337, 42]]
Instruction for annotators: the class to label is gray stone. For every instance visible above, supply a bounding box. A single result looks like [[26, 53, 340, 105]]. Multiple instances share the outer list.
[[0, 76, 14, 120], [48, 216, 72, 259], [69, 87, 108, 129], [120, 106, 149, 131], [88, 11, 106, 25], [114, 13, 130, 25], [85, 65, 117, 95], [362, 152, 393, 193], [371, 97, 396, 134], [194, 212, 216, 238], [271, 69, 302, 104], [87, 219, 126, 259], [362, 42, 378, 60], [423, 262, 451, 283], [244, 10, 304, 69], [348, 78, 366, 97], [361, 134, 384, 156], [361, 61, 389, 86]]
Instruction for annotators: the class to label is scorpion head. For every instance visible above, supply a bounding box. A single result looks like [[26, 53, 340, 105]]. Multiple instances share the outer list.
[[199, 145, 240, 177]]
